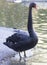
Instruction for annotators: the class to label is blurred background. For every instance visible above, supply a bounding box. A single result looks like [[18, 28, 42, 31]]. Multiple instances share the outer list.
[[0, 0, 47, 65]]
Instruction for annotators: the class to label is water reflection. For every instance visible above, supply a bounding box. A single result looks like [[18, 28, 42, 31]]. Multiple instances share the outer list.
[[32, 9, 47, 63]]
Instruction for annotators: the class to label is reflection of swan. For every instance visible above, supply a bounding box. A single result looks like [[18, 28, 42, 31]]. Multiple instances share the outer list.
[[4, 3, 38, 60]]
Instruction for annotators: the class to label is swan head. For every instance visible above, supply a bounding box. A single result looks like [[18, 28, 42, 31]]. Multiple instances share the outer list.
[[30, 3, 36, 8]]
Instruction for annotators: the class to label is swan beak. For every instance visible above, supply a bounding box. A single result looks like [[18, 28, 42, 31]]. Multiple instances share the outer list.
[[35, 5, 37, 9], [35, 5, 38, 10]]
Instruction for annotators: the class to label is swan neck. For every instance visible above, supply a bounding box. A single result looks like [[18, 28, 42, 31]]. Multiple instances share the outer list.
[[28, 7, 33, 36]]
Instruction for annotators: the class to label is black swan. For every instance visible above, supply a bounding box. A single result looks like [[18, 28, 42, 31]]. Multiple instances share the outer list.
[[3, 3, 38, 60]]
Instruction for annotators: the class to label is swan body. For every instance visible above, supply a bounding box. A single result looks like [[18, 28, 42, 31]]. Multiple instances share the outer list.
[[5, 30, 37, 51], [3, 3, 38, 59]]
